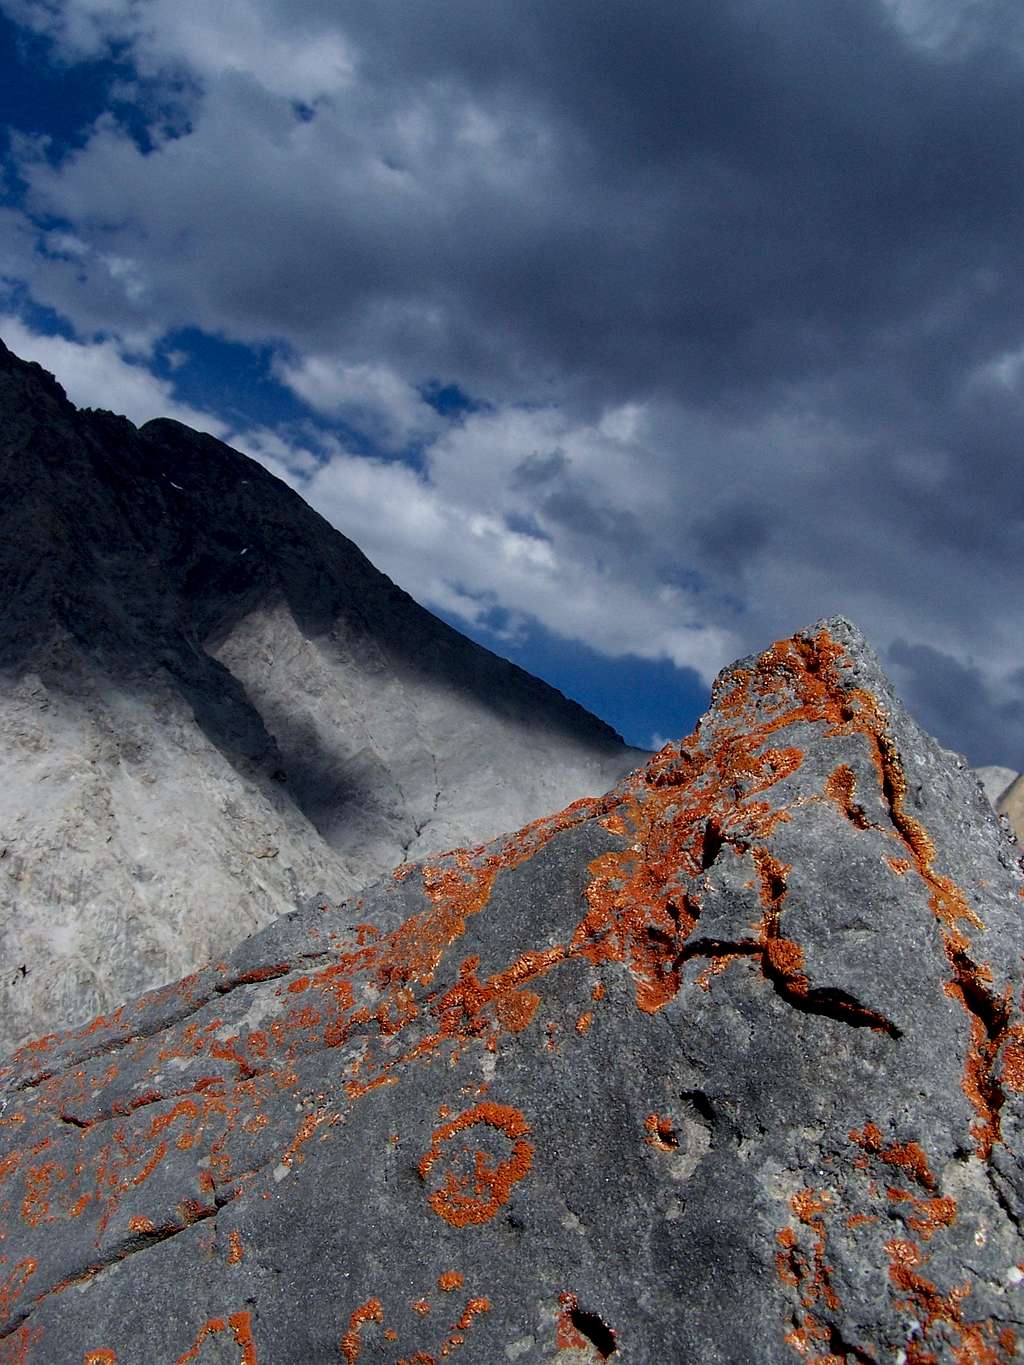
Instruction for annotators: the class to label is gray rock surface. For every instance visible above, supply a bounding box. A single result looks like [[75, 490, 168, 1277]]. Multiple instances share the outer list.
[[1, 616, 1021, 1363], [0, 338, 642, 1053]]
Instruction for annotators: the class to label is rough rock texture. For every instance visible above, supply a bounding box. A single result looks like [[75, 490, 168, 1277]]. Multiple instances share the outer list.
[[1, 618, 1022, 1363], [0, 338, 641, 1051]]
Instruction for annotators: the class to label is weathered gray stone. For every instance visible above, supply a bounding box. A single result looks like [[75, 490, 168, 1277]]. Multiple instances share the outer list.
[[0, 338, 641, 1052], [1, 617, 1021, 1362]]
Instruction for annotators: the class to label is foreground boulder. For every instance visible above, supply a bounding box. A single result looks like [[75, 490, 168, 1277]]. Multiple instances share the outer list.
[[1, 618, 1022, 1363]]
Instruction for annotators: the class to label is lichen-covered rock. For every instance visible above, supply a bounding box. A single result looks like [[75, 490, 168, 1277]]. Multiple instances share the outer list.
[[1, 618, 1022, 1363]]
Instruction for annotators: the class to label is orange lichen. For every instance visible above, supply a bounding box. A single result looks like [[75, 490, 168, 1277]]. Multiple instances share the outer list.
[[83, 1354, 117, 1364], [455, 1297, 490, 1330], [556, 1295, 589, 1351], [882, 1240, 1011, 1363], [775, 1186, 840, 1357], [575, 1012, 593, 1035], [0, 1258, 36, 1329], [227, 1230, 244, 1265], [886, 856, 912, 876], [643, 1114, 678, 1151], [1003, 1036, 1024, 1092], [825, 764, 870, 829], [495, 989, 541, 1034], [418, 1103, 533, 1227], [412, 1299, 431, 1316], [341, 1299, 384, 1364], [437, 1272, 463, 1293], [849, 1124, 936, 1190], [175, 1312, 257, 1364], [127, 1215, 155, 1234]]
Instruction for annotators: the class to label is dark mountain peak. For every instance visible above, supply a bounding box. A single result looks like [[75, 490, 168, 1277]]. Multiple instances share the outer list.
[[0, 337, 641, 1052]]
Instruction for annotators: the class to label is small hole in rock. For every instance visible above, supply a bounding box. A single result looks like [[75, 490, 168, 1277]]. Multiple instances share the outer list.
[[570, 1306, 617, 1358], [700, 819, 724, 870]]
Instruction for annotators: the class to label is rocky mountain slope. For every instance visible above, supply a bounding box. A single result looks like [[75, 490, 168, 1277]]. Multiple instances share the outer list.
[[0, 338, 642, 1053], [0, 618, 1020, 1362]]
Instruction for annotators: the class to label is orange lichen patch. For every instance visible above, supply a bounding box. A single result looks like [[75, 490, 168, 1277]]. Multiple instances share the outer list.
[[575, 1012, 593, 1035], [643, 1114, 678, 1151], [20, 1157, 65, 1227], [1002, 1033, 1024, 1092], [227, 1230, 244, 1265], [83, 1353, 117, 1364], [775, 1186, 840, 1357], [127, 1215, 155, 1234], [0, 1151, 22, 1185], [895, 1192, 957, 1243], [176, 1312, 257, 1364], [0, 1320, 42, 1364], [419, 1103, 533, 1227], [598, 813, 628, 835], [341, 1299, 384, 1364], [412, 1299, 431, 1315], [0, 1257, 36, 1329], [694, 954, 742, 991], [235, 963, 292, 986], [849, 1124, 936, 1190], [556, 1295, 589, 1352], [886, 856, 912, 876], [393, 863, 417, 881], [882, 1240, 1011, 1363], [845, 1213, 878, 1229], [495, 989, 541, 1034], [456, 1297, 490, 1330], [590, 982, 605, 1001], [825, 764, 870, 829], [437, 1272, 463, 1293], [279, 1109, 328, 1169]]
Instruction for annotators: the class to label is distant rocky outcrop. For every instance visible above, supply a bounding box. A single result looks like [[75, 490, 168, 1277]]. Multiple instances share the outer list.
[[975, 768, 1024, 842], [1, 618, 1020, 1363], [0, 338, 642, 1053], [976, 767, 1020, 809]]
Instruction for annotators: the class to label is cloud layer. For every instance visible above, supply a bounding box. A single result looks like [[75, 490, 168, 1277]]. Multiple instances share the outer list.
[[2, 0, 1024, 762]]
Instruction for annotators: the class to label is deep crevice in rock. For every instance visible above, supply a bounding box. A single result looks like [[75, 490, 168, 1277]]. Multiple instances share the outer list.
[[568, 1304, 617, 1358]]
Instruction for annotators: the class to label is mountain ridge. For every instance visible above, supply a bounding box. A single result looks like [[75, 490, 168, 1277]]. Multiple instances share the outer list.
[[0, 336, 643, 1052]]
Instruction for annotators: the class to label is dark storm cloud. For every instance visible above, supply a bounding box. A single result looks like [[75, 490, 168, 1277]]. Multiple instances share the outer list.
[[318, 0, 1024, 410], [4, 0, 1024, 763], [889, 639, 1024, 768]]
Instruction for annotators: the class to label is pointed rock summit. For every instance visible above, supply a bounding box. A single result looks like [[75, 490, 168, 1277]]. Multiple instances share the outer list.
[[0, 337, 642, 1052], [1, 618, 1021, 1362]]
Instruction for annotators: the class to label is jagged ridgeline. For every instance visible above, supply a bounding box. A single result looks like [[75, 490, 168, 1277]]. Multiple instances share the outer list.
[[1, 619, 1021, 1362], [0, 337, 643, 1053]]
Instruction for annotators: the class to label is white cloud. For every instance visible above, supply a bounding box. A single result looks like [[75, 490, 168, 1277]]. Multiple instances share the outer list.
[[288, 402, 739, 683], [0, 315, 228, 434], [2, 0, 356, 101], [275, 354, 442, 453]]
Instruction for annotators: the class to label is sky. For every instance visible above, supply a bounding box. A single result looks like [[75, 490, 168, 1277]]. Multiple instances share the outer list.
[[1, 0, 1023, 764]]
